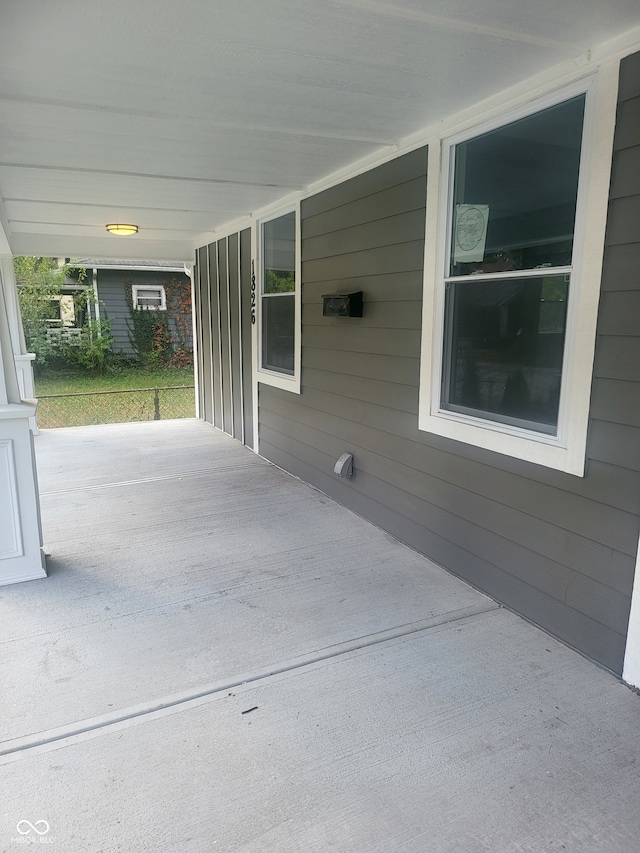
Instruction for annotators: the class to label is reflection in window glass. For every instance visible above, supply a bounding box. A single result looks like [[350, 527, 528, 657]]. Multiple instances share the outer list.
[[263, 212, 296, 293], [443, 276, 569, 432], [450, 96, 585, 277], [261, 211, 296, 376], [440, 95, 586, 435], [262, 294, 295, 375]]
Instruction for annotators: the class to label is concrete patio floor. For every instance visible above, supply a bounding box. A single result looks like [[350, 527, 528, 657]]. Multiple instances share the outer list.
[[1, 419, 639, 852]]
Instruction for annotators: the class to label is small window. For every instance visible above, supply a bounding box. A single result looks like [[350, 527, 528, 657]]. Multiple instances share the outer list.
[[132, 285, 166, 311], [257, 207, 300, 392]]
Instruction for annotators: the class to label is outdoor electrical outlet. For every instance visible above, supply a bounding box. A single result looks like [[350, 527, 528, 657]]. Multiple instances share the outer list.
[[334, 453, 354, 478]]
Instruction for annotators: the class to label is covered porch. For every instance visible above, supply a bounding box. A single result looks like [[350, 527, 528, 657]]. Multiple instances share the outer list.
[[1, 419, 638, 850]]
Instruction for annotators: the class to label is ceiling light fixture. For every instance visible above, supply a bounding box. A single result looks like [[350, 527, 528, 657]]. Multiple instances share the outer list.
[[106, 223, 139, 236]]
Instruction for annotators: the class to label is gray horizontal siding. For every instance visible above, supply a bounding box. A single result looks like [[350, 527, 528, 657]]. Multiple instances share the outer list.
[[302, 325, 422, 357], [303, 241, 425, 282], [303, 178, 429, 242], [304, 272, 423, 302], [604, 193, 640, 245], [96, 272, 131, 352], [304, 208, 427, 259], [302, 367, 419, 413], [303, 347, 420, 385], [259, 435, 628, 672], [589, 421, 640, 473], [260, 388, 640, 565], [596, 291, 640, 335], [612, 97, 640, 151], [256, 53, 640, 674], [302, 148, 427, 219], [609, 143, 640, 198], [260, 416, 631, 634], [599, 243, 640, 290], [618, 49, 640, 100], [303, 300, 423, 330], [591, 378, 640, 427], [594, 335, 640, 382]]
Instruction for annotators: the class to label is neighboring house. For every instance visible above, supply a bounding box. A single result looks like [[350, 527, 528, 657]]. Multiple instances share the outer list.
[[73, 259, 192, 355], [191, 51, 640, 679], [44, 290, 84, 346]]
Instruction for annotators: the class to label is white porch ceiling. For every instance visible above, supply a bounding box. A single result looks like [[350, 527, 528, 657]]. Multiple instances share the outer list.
[[0, 0, 639, 262]]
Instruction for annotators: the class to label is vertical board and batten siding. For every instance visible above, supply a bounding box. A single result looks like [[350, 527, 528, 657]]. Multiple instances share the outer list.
[[192, 253, 200, 417], [207, 242, 223, 430], [240, 229, 254, 449], [257, 53, 640, 676], [193, 248, 210, 422], [217, 239, 233, 433], [228, 233, 243, 440], [193, 231, 253, 445]]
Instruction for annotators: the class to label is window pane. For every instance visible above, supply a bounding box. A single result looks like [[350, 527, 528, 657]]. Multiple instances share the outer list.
[[262, 295, 295, 374], [450, 96, 585, 276], [135, 287, 163, 308], [443, 275, 569, 432], [263, 212, 296, 293]]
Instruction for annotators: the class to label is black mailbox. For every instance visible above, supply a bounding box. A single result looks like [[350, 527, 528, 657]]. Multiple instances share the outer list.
[[322, 291, 363, 318]]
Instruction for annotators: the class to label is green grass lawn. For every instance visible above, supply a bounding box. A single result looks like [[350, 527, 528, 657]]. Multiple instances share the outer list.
[[35, 367, 195, 428], [35, 366, 194, 395]]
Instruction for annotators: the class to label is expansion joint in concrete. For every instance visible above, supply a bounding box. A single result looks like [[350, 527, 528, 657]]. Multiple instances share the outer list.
[[0, 602, 500, 764]]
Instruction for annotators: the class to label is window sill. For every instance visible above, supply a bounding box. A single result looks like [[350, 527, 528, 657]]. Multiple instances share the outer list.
[[418, 408, 585, 476], [257, 368, 301, 394]]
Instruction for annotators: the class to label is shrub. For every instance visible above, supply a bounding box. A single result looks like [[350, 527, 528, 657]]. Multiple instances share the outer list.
[[69, 321, 114, 373]]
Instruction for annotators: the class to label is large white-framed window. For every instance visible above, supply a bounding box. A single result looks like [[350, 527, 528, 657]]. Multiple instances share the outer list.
[[256, 204, 301, 393], [132, 284, 166, 311], [419, 70, 618, 476]]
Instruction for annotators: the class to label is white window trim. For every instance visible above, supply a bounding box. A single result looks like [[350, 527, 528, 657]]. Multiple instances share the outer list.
[[255, 202, 301, 394], [418, 66, 619, 476], [132, 284, 166, 311]]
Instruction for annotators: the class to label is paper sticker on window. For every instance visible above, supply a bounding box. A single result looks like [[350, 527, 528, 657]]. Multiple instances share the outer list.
[[454, 204, 489, 263]]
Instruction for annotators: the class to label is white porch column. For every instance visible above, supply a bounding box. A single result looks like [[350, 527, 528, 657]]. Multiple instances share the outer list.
[[622, 533, 640, 689], [0, 257, 38, 433], [0, 258, 46, 585]]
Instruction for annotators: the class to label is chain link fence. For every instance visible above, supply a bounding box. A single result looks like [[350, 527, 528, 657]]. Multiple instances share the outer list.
[[36, 385, 195, 429]]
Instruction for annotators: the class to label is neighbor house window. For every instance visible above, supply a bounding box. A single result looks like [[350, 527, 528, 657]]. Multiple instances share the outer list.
[[419, 73, 618, 475], [257, 206, 301, 392], [132, 285, 166, 310]]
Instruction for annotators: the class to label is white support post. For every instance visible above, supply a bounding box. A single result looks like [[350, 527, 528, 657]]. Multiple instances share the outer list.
[[0, 257, 38, 433], [623, 533, 640, 689], [0, 256, 46, 585], [185, 261, 199, 420]]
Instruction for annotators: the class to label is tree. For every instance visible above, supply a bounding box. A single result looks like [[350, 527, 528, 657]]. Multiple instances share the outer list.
[[14, 257, 83, 350], [13, 256, 102, 370]]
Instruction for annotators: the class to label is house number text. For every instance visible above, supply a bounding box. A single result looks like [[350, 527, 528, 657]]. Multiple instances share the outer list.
[[250, 259, 256, 324]]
